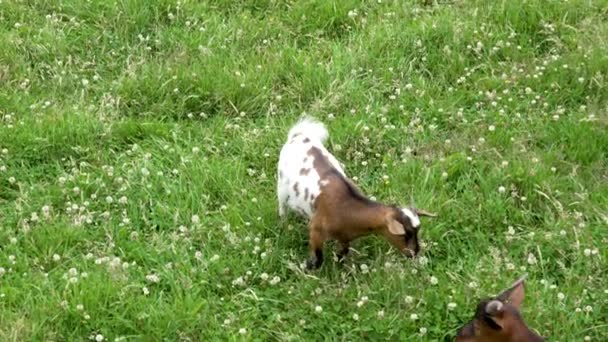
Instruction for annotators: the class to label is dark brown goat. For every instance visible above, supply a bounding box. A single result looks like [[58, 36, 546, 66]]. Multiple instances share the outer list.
[[456, 275, 544, 342]]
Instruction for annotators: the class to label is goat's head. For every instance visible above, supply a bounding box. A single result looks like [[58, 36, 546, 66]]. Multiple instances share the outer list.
[[456, 275, 544, 342], [385, 197, 436, 257]]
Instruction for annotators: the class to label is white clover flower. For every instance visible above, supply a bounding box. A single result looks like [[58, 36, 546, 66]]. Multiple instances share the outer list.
[[377, 310, 385, 319], [420, 327, 427, 335], [191, 215, 200, 224], [418, 256, 429, 266], [146, 274, 160, 283], [557, 293, 565, 301], [498, 186, 506, 193], [410, 313, 419, 320], [95, 334, 104, 342], [430, 276, 438, 285], [352, 313, 359, 321], [52, 254, 61, 262], [239, 328, 247, 335], [315, 305, 323, 313], [447, 302, 457, 310], [269, 276, 281, 285], [527, 253, 537, 265]]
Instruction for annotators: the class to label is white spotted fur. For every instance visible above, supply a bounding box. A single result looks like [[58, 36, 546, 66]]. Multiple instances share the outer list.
[[277, 117, 345, 218], [277, 117, 421, 227]]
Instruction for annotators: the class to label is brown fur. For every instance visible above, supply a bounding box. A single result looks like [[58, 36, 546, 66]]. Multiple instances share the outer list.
[[304, 146, 429, 269], [456, 276, 544, 342]]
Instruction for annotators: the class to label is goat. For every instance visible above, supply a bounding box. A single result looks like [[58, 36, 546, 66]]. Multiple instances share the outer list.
[[277, 116, 436, 269], [456, 275, 544, 342]]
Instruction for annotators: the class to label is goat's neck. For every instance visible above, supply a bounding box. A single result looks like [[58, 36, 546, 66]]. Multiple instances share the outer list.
[[349, 200, 391, 228]]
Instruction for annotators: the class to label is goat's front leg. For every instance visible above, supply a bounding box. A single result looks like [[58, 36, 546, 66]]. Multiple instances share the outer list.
[[337, 241, 350, 263], [306, 223, 325, 270]]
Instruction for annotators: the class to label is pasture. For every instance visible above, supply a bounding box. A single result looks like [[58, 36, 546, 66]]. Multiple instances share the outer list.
[[1, 0, 607, 340]]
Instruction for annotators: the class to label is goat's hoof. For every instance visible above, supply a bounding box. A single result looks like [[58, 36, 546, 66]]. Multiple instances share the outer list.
[[305, 258, 319, 270]]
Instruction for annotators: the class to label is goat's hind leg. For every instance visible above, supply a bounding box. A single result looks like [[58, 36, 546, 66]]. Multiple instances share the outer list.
[[277, 183, 288, 221]]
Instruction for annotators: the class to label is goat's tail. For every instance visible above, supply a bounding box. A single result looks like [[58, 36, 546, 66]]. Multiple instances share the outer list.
[[287, 116, 329, 143]]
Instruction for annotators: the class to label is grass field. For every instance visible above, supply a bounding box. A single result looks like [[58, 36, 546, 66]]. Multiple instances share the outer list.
[[1, 0, 608, 340]]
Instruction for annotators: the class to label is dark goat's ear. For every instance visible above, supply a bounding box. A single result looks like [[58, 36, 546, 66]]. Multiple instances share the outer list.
[[485, 300, 504, 316], [496, 274, 526, 309], [483, 300, 506, 329]]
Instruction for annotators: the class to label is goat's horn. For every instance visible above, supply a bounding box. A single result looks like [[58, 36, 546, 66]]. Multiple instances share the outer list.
[[415, 209, 437, 217]]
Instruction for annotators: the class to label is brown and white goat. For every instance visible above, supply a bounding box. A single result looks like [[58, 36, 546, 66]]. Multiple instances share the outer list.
[[277, 117, 435, 269], [456, 275, 544, 342]]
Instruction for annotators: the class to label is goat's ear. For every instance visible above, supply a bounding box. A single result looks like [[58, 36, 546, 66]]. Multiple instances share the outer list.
[[486, 300, 504, 315], [484, 300, 507, 329], [496, 275, 526, 309], [387, 218, 406, 235], [414, 208, 437, 217]]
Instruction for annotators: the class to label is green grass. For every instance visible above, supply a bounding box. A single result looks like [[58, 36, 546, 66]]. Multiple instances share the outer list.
[[1, 0, 607, 340]]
